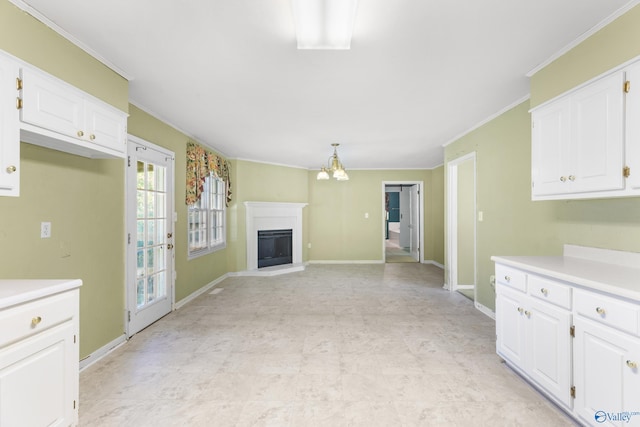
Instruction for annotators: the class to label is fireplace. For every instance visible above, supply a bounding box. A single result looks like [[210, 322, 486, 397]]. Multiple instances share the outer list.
[[258, 229, 293, 268], [244, 201, 307, 274]]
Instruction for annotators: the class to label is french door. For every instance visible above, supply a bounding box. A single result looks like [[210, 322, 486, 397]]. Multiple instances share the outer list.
[[126, 135, 175, 337]]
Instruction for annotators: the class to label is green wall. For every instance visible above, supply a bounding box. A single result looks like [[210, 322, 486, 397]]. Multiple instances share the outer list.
[[457, 159, 475, 286], [308, 169, 442, 262], [0, 0, 129, 357], [445, 3, 640, 311], [426, 166, 445, 265]]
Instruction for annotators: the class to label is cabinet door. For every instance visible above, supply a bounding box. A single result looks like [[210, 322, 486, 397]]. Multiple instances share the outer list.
[[84, 100, 126, 153], [574, 317, 640, 427], [531, 97, 571, 197], [0, 54, 20, 197], [571, 72, 625, 194], [21, 67, 83, 139], [528, 298, 572, 409], [625, 61, 640, 191], [496, 285, 527, 369], [0, 321, 77, 427]]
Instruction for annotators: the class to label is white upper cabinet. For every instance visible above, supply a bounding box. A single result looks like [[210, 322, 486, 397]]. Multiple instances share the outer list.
[[532, 97, 571, 196], [532, 70, 627, 200], [19, 66, 127, 159], [0, 54, 20, 197], [626, 61, 640, 191]]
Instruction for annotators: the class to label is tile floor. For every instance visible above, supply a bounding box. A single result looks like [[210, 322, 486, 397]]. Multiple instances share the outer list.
[[79, 263, 575, 426]]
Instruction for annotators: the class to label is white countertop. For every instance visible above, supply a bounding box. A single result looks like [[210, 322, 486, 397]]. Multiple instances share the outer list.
[[0, 279, 82, 310], [491, 253, 640, 303]]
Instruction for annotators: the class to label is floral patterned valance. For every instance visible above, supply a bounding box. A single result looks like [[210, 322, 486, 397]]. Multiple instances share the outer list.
[[186, 141, 232, 206]]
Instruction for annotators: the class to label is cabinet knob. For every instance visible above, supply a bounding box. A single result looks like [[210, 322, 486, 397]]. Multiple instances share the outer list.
[[77, 130, 84, 137], [596, 307, 606, 315], [517, 307, 524, 314], [627, 360, 638, 369], [540, 288, 548, 295], [90, 134, 96, 141], [167, 233, 173, 238], [504, 275, 511, 283], [6, 165, 17, 174], [31, 316, 42, 326], [167, 243, 174, 250], [560, 176, 567, 182], [568, 175, 575, 181], [524, 310, 531, 317]]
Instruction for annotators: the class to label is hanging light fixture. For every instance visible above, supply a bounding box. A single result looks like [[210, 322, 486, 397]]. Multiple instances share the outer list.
[[291, 0, 359, 50], [317, 143, 349, 181]]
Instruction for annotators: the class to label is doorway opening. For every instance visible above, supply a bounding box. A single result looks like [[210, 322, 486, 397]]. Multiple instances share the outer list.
[[383, 182, 423, 263], [446, 152, 476, 301]]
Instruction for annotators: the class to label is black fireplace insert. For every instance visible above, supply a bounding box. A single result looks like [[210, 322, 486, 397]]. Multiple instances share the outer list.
[[257, 229, 293, 268]]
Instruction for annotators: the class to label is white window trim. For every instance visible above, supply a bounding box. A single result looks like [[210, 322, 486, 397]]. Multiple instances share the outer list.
[[187, 174, 227, 259]]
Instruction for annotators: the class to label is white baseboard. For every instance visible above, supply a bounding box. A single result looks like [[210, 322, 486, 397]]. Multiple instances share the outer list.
[[475, 301, 496, 320], [174, 274, 230, 310], [79, 334, 127, 371], [308, 260, 385, 264], [422, 260, 444, 269]]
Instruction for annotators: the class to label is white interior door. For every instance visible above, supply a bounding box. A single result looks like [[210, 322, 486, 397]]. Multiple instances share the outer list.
[[126, 136, 175, 337], [399, 188, 410, 248], [409, 185, 419, 261]]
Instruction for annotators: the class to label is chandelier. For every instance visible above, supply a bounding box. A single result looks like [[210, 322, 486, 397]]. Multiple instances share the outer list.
[[317, 143, 349, 181]]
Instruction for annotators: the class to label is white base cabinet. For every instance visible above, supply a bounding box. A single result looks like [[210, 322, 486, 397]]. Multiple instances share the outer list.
[[494, 251, 640, 427], [574, 317, 640, 427], [0, 280, 81, 427], [496, 268, 572, 409]]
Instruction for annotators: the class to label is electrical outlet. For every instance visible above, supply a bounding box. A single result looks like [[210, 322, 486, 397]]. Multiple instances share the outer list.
[[41, 222, 51, 238]]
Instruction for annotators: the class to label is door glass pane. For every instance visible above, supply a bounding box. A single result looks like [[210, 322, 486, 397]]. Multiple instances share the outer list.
[[135, 160, 168, 310]]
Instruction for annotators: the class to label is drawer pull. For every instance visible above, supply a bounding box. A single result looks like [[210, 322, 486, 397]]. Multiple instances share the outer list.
[[90, 134, 96, 141], [517, 307, 524, 314], [627, 360, 638, 369], [31, 316, 42, 326], [6, 165, 17, 174], [77, 130, 84, 137], [540, 288, 548, 295], [504, 275, 511, 283], [596, 307, 606, 315], [524, 310, 531, 317]]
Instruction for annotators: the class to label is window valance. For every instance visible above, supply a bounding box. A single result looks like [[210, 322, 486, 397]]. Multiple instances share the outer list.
[[186, 141, 232, 206]]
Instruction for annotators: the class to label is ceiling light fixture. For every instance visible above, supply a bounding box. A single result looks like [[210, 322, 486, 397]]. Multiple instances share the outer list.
[[317, 143, 349, 181], [292, 0, 359, 50]]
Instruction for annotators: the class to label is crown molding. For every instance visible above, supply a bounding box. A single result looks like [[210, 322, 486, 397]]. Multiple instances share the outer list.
[[526, 0, 640, 77], [8, 0, 133, 80]]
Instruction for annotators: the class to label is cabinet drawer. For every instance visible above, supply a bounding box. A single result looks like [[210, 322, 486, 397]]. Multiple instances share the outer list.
[[0, 290, 77, 348], [574, 289, 640, 336], [495, 264, 527, 292], [528, 275, 571, 309]]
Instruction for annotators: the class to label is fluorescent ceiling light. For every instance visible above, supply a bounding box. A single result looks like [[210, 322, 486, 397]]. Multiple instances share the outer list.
[[292, 0, 359, 49]]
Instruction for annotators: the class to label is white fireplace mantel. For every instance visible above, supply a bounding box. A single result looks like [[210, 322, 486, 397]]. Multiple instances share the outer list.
[[244, 201, 307, 275]]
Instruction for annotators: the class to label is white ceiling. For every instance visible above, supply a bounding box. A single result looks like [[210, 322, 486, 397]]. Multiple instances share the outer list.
[[14, 0, 635, 170]]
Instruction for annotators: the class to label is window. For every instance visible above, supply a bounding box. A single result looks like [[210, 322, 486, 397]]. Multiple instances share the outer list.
[[188, 174, 226, 257]]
